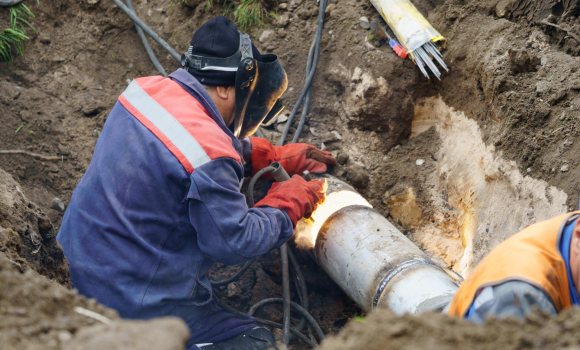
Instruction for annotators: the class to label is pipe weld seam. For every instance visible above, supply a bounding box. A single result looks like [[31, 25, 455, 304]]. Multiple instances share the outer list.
[[372, 259, 445, 310]]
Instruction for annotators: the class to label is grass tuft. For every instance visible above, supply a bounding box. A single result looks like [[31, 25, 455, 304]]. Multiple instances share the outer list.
[[0, 3, 36, 62], [234, 0, 265, 31]]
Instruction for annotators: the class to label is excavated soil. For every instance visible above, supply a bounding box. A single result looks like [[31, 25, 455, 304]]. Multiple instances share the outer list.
[[3, 0, 580, 348], [320, 307, 580, 350]]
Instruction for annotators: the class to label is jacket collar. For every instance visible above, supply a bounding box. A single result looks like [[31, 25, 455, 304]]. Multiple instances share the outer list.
[[168, 69, 242, 152]]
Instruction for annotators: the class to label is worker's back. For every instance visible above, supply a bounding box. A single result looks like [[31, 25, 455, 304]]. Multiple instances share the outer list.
[[57, 71, 244, 320]]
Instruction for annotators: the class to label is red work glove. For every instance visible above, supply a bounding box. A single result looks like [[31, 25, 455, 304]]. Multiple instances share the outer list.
[[249, 137, 337, 178], [255, 176, 327, 227]]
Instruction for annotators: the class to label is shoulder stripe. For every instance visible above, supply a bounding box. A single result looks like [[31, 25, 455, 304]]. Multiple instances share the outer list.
[[122, 81, 211, 170]]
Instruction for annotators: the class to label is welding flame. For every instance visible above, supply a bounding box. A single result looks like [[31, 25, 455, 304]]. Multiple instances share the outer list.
[[294, 190, 372, 249]]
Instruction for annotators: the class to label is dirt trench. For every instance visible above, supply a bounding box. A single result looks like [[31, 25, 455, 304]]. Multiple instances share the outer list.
[[2, 0, 580, 348]]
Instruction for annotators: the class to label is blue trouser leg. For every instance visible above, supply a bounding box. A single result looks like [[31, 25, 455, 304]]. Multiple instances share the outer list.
[[173, 300, 258, 349]]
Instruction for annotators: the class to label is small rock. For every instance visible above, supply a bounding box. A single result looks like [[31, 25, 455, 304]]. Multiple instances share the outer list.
[[346, 164, 370, 189], [57, 144, 70, 155], [276, 123, 287, 133], [364, 42, 376, 51], [508, 48, 540, 74], [259, 30, 275, 43], [320, 142, 326, 151], [58, 330, 73, 343], [337, 153, 350, 165], [561, 165, 569, 173], [321, 132, 341, 143], [51, 198, 65, 212], [415, 159, 425, 166], [551, 168, 556, 173], [548, 89, 568, 106], [325, 3, 336, 15], [279, 3, 287, 9], [351, 67, 363, 82], [276, 13, 290, 27], [527, 167, 531, 173], [330, 130, 342, 140], [39, 33, 51, 45], [277, 28, 286, 38], [227, 284, 239, 298], [560, 112, 567, 121], [527, 209, 534, 218], [564, 139, 573, 147], [359, 16, 370, 29], [277, 114, 289, 124]]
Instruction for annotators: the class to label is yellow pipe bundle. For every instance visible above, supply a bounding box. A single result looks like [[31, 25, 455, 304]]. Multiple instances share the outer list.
[[369, 0, 448, 79]]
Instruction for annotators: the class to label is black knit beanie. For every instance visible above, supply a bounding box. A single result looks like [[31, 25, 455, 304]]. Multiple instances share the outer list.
[[187, 16, 262, 86]]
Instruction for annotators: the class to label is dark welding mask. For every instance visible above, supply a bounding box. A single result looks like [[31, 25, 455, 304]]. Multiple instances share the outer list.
[[181, 32, 288, 139]]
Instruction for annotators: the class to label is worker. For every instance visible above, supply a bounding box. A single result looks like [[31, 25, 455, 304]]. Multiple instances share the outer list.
[[57, 16, 336, 350], [448, 212, 580, 323]]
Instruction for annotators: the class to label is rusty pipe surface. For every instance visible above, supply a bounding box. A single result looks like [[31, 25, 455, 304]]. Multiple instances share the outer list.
[[295, 175, 458, 314]]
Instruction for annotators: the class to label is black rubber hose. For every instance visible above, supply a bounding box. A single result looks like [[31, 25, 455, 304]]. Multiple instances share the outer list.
[[288, 247, 315, 341], [210, 259, 256, 287], [214, 296, 317, 348], [248, 166, 275, 208], [278, 0, 327, 146], [247, 298, 325, 341], [292, 34, 317, 144], [110, 0, 181, 62], [280, 244, 291, 346], [0, 0, 22, 6], [124, 0, 167, 76]]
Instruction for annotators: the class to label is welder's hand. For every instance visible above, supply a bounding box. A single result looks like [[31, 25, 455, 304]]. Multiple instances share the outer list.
[[255, 176, 327, 227], [249, 137, 337, 179]]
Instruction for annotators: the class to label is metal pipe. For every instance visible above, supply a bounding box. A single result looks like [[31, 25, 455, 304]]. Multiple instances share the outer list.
[[294, 175, 459, 314]]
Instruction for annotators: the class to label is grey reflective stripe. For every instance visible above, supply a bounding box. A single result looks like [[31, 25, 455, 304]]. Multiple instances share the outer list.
[[123, 81, 211, 169], [201, 66, 238, 72]]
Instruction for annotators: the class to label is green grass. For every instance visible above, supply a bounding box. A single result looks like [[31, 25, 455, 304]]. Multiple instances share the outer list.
[[0, 3, 36, 62], [234, 0, 265, 31]]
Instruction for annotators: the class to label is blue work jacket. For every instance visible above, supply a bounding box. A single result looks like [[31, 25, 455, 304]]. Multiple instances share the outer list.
[[57, 69, 293, 341]]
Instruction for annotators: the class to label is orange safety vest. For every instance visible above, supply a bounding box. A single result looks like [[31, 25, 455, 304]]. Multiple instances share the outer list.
[[448, 212, 580, 317]]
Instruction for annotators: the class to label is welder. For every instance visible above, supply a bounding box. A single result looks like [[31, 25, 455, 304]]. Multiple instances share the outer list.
[[56, 16, 335, 350], [448, 212, 580, 322]]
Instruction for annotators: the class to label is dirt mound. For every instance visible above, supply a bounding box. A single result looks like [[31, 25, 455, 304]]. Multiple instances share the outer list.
[[0, 167, 189, 350], [320, 307, 580, 350], [0, 168, 69, 286], [0, 252, 189, 350]]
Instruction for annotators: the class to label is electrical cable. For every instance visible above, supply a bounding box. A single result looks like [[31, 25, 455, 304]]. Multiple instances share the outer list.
[[247, 298, 325, 341], [110, 0, 181, 62], [210, 259, 256, 287], [124, 0, 167, 76], [248, 166, 276, 208], [279, 0, 327, 146], [0, 0, 23, 6], [214, 296, 318, 348]]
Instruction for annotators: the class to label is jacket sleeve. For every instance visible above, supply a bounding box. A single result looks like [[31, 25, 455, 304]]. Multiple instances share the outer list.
[[188, 157, 294, 265]]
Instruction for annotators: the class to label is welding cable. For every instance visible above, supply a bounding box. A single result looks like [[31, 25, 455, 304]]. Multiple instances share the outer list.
[[288, 246, 315, 342], [247, 165, 276, 208], [278, 0, 327, 146], [210, 259, 256, 287], [214, 296, 318, 348], [280, 244, 291, 345], [247, 298, 325, 342], [110, 0, 181, 62], [124, 0, 167, 76], [0, 0, 23, 6]]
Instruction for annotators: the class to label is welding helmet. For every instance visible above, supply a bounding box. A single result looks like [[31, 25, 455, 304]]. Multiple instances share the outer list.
[[181, 31, 287, 139]]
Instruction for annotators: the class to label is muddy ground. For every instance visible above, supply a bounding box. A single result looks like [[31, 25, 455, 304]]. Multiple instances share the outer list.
[[2, 0, 580, 347]]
